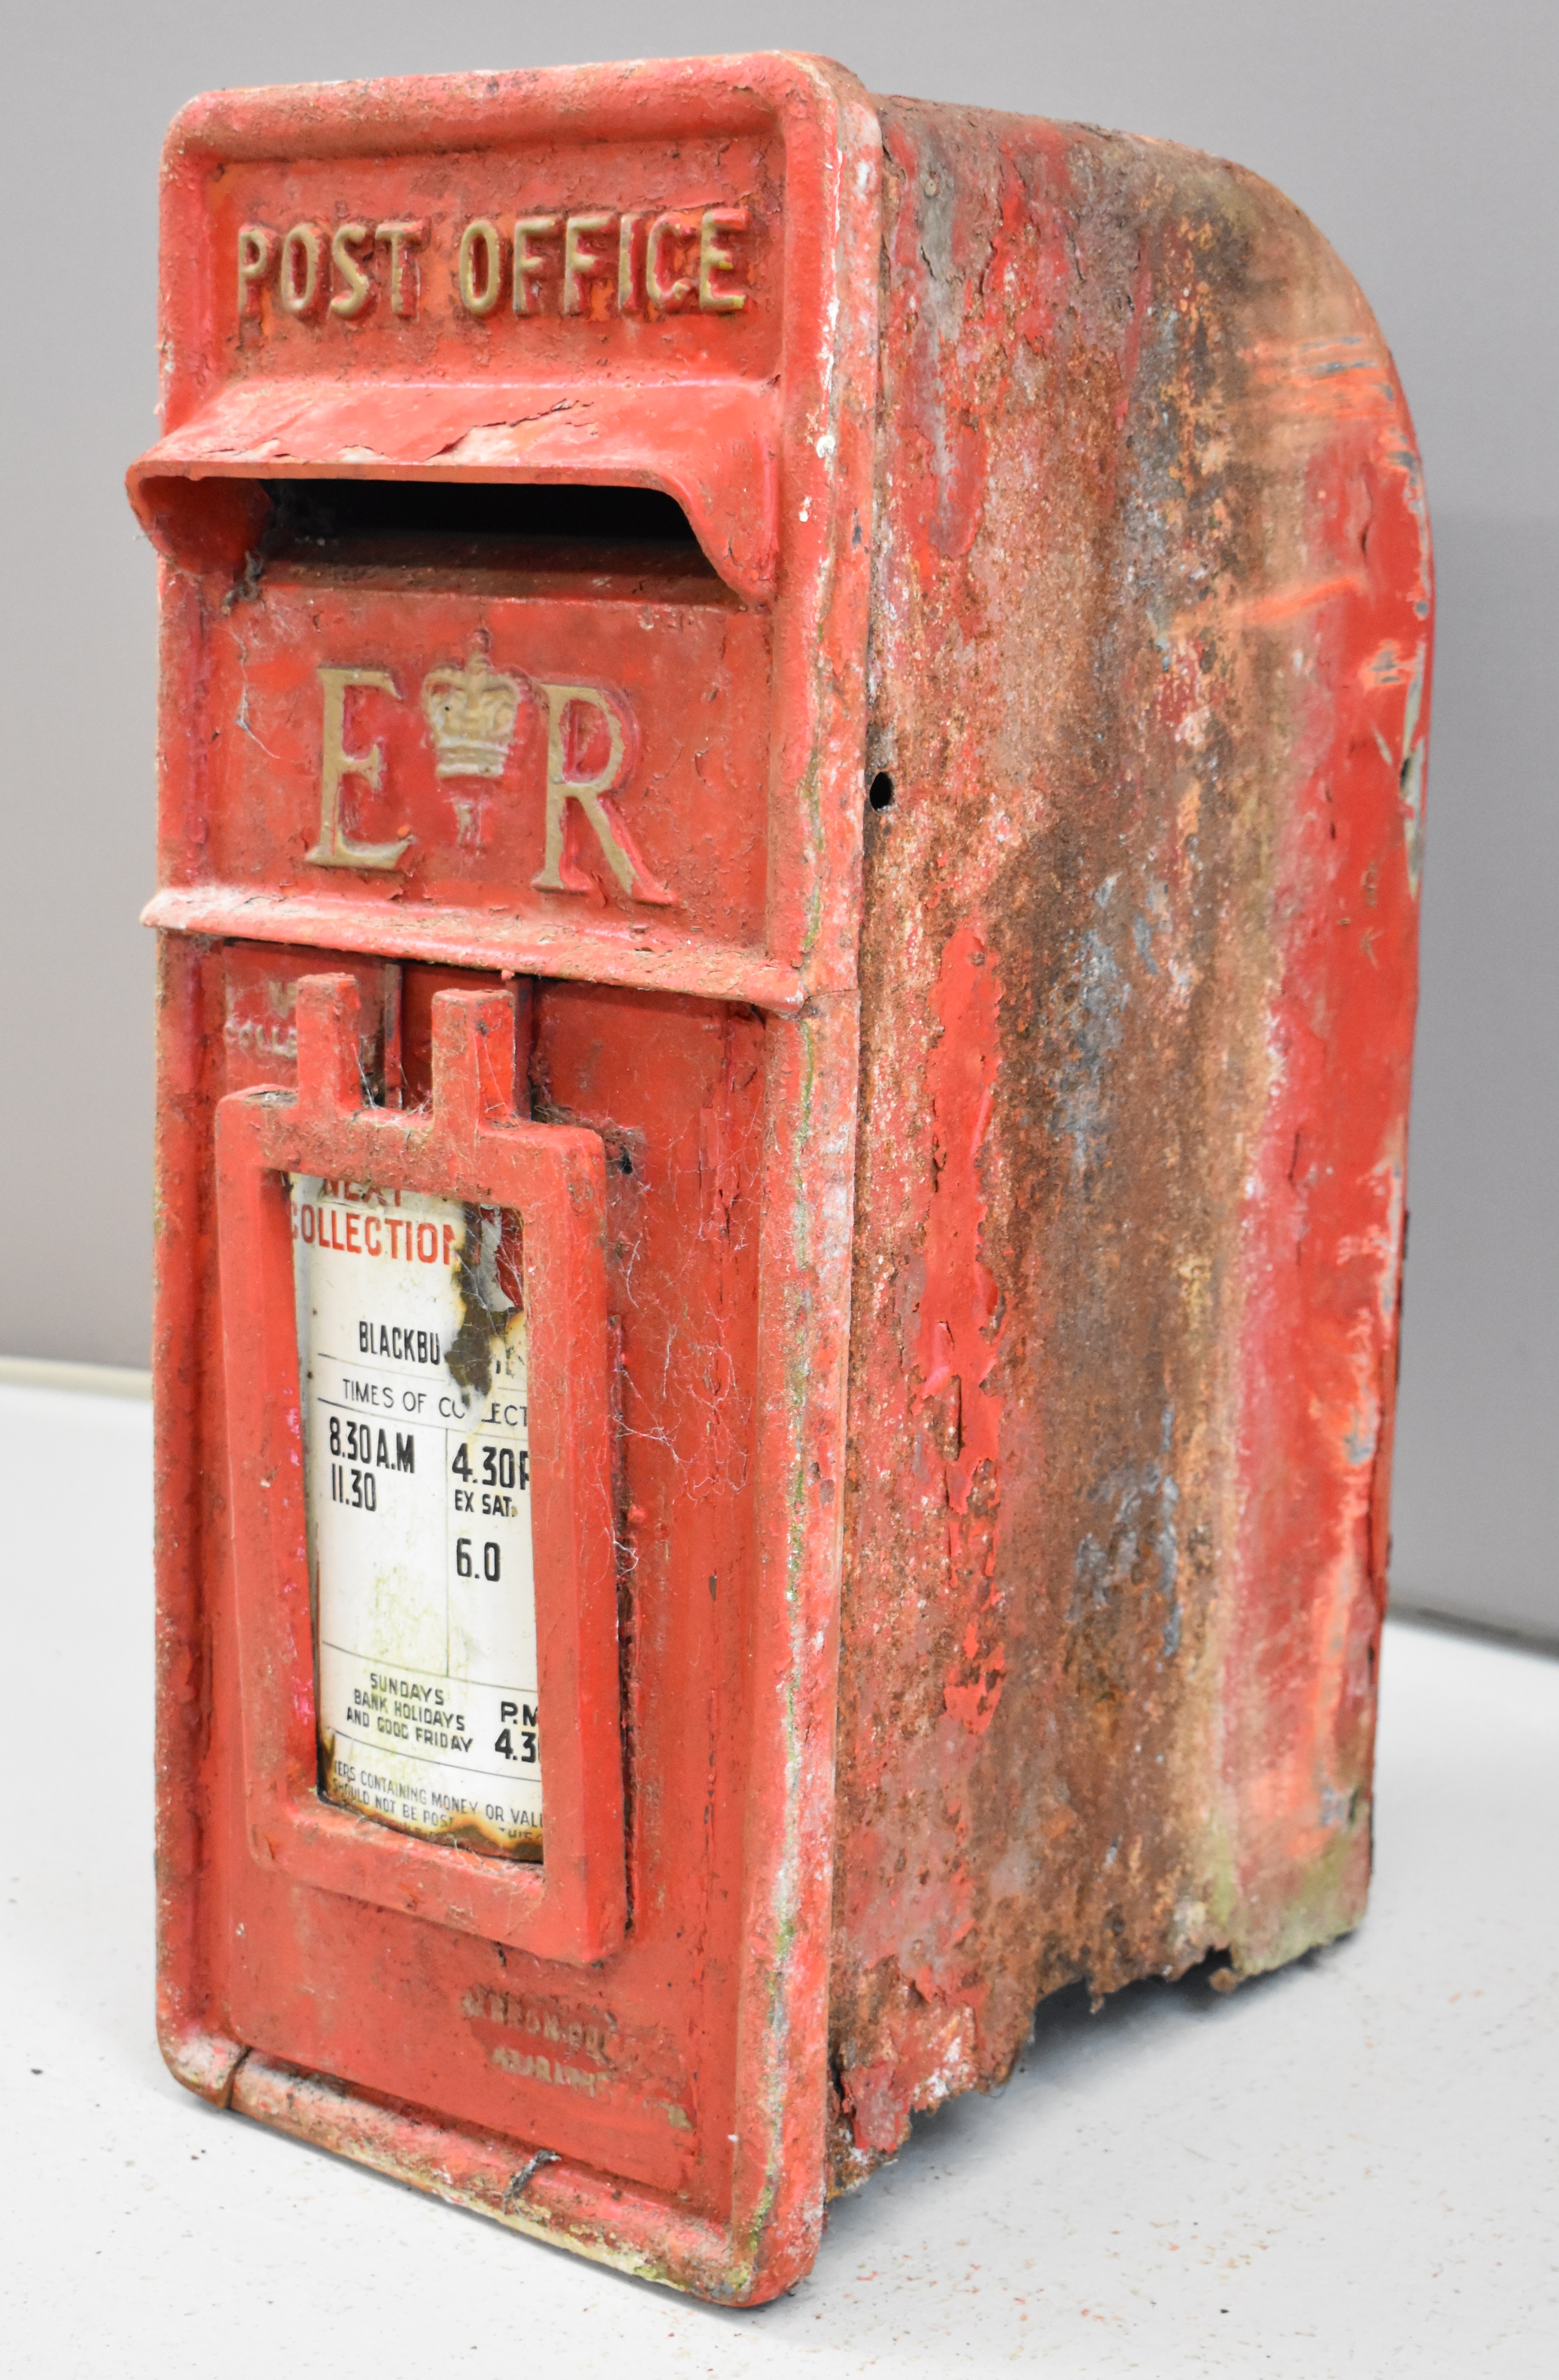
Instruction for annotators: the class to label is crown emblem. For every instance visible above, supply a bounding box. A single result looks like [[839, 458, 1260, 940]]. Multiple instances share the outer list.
[[420, 648, 522, 778]]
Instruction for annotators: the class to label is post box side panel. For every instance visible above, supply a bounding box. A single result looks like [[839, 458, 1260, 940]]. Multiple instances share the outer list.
[[830, 105, 1426, 2175]]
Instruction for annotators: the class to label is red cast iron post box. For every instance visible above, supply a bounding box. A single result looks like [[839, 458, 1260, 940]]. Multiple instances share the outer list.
[[128, 53, 1429, 2302]]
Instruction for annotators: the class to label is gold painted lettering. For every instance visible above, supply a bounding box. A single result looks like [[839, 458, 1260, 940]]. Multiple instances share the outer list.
[[531, 684, 673, 906], [616, 211, 645, 314], [562, 212, 614, 315], [279, 223, 325, 317], [698, 207, 749, 312], [374, 220, 427, 318], [236, 203, 756, 333], [513, 216, 559, 315], [645, 213, 699, 311], [237, 224, 275, 316], [306, 668, 410, 872], [329, 221, 373, 317], [458, 218, 504, 316]]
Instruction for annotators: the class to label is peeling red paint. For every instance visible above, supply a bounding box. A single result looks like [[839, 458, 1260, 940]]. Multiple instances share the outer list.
[[831, 100, 1426, 2185]]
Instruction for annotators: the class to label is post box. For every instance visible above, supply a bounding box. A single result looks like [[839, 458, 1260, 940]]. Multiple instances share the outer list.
[[127, 54, 1429, 2303]]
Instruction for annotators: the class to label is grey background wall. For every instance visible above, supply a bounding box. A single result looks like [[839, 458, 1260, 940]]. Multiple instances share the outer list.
[[3, 1, 1551, 1633]]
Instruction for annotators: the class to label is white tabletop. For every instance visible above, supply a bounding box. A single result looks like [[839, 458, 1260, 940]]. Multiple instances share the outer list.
[[2, 1381, 1552, 2376]]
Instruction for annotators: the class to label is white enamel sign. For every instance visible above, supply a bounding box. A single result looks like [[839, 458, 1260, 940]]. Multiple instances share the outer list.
[[291, 1177, 542, 1858]]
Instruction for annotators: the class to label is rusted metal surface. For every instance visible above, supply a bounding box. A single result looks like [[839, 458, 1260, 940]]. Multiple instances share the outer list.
[[130, 53, 1425, 2305], [831, 104, 1428, 2179]]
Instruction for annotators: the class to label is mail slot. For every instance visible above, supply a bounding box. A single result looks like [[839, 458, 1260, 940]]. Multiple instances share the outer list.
[[128, 55, 1429, 2302]]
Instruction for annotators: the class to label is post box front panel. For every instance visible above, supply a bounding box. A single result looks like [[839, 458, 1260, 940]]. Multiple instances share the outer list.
[[144, 55, 881, 2302]]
